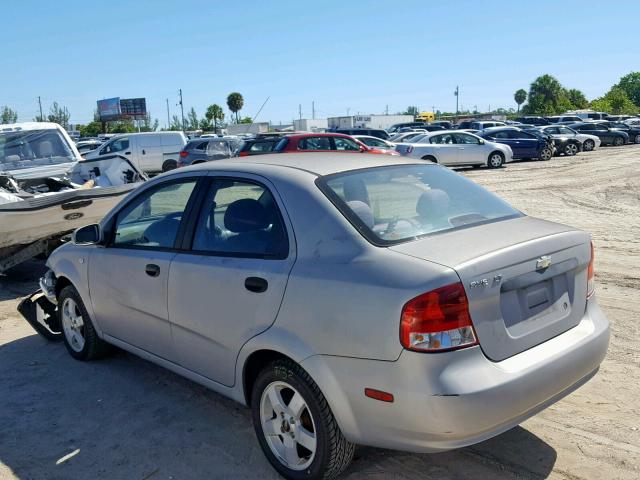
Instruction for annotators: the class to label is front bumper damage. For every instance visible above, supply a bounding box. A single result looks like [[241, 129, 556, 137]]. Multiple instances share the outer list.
[[17, 270, 61, 341]]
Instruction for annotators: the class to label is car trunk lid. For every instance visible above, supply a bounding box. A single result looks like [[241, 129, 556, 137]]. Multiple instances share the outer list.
[[390, 216, 591, 361]]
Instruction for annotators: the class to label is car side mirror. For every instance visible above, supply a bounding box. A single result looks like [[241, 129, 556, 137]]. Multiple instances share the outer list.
[[72, 224, 102, 245], [478, 139, 485, 144]]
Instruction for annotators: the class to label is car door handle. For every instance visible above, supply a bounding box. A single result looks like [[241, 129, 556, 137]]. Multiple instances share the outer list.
[[145, 264, 160, 277], [142, 149, 146, 154], [125, 151, 131, 155], [245, 276, 268, 293]]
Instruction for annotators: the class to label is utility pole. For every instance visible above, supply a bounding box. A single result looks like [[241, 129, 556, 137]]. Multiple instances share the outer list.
[[432, 106, 435, 119], [178, 89, 185, 131], [454, 86, 459, 121], [37, 96, 44, 121], [312, 101, 315, 120], [166, 98, 170, 129], [347, 107, 350, 116], [299, 104, 302, 120], [385, 105, 389, 115]]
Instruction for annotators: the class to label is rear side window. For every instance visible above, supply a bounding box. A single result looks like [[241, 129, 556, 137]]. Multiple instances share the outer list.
[[249, 141, 276, 152], [192, 179, 288, 258], [317, 164, 521, 246], [299, 137, 332, 150]]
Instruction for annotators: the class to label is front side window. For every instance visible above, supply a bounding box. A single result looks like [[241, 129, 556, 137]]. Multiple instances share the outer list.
[[112, 180, 197, 248], [103, 137, 129, 154], [299, 137, 332, 150], [250, 141, 276, 152], [0, 129, 75, 172], [318, 165, 521, 245], [334, 137, 361, 151], [192, 179, 288, 257]]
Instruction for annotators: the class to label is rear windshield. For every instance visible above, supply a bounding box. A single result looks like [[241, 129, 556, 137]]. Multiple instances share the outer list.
[[317, 164, 521, 246]]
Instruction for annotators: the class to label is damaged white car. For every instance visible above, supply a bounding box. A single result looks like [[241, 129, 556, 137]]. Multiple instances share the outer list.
[[0, 122, 146, 272]]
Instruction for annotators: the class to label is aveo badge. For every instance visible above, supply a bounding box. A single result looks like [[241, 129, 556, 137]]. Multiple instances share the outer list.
[[64, 212, 84, 221]]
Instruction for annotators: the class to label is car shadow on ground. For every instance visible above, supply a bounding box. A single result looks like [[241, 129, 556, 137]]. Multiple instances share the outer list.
[[0, 260, 46, 301], [0, 331, 557, 480]]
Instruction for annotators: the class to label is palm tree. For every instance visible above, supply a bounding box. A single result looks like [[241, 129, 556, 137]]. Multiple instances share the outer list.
[[206, 104, 225, 133], [514, 89, 527, 113], [528, 74, 564, 114], [226, 93, 244, 123]]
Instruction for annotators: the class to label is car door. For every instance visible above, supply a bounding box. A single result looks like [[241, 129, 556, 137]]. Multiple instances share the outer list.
[[426, 133, 458, 164], [99, 136, 133, 163], [589, 123, 612, 143], [453, 132, 484, 164], [136, 134, 164, 172], [514, 130, 542, 158], [88, 176, 202, 361], [168, 176, 295, 386]]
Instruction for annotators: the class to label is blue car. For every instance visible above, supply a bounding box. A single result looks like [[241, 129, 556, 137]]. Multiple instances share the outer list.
[[478, 127, 554, 161]]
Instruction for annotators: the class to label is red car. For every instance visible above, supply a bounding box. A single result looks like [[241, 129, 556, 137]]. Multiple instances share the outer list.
[[274, 133, 398, 155]]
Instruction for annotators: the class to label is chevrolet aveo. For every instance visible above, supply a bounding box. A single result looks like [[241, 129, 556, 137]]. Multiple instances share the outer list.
[[21, 153, 609, 480]]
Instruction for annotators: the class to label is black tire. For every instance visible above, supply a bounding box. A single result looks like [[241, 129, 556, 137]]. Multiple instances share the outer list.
[[421, 155, 437, 163], [251, 359, 355, 480], [634, 134, 640, 144], [583, 139, 595, 151], [58, 285, 111, 361], [613, 136, 624, 147], [162, 160, 178, 172], [487, 151, 504, 168], [564, 142, 579, 156], [539, 147, 553, 161]]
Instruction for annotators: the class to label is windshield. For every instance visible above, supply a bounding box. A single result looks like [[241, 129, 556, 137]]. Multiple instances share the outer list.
[[318, 164, 521, 245], [0, 129, 76, 172]]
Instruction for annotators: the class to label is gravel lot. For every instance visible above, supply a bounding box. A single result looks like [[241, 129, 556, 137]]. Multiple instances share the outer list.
[[1, 145, 638, 480]]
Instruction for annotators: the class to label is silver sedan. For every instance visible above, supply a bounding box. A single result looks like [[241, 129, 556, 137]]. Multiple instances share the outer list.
[[22, 153, 609, 480], [395, 130, 514, 168]]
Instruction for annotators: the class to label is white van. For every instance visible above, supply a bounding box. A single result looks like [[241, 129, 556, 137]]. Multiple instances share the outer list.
[[83, 131, 187, 173]]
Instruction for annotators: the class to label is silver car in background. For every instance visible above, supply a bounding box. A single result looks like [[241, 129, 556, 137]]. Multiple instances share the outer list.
[[395, 130, 514, 168], [21, 154, 609, 480]]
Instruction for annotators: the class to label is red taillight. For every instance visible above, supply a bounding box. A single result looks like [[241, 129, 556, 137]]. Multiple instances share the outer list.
[[587, 241, 595, 298], [238, 151, 249, 157], [400, 282, 477, 352], [179, 150, 188, 158]]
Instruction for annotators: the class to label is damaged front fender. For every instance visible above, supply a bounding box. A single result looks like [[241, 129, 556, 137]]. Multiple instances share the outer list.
[[17, 290, 62, 341]]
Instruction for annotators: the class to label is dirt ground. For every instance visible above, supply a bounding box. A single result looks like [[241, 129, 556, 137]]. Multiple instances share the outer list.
[[1, 145, 638, 480]]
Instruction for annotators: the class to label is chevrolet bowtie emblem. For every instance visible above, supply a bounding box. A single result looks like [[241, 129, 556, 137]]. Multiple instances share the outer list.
[[536, 256, 552, 270]]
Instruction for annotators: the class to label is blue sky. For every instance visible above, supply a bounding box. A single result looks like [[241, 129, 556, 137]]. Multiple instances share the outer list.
[[2, 0, 638, 127]]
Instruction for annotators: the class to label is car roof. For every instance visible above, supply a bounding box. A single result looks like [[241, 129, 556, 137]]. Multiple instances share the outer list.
[[170, 153, 418, 177]]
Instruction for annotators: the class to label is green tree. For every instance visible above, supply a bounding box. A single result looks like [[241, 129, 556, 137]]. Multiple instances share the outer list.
[[79, 121, 103, 137], [47, 102, 70, 128], [205, 104, 225, 133], [524, 75, 566, 115], [615, 72, 640, 108], [226, 92, 244, 123], [591, 86, 637, 114], [1, 106, 18, 124], [403, 106, 419, 116], [140, 112, 159, 132], [169, 115, 182, 130], [238, 116, 253, 124], [566, 88, 588, 109], [514, 89, 527, 113], [186, 107, 199, 130]]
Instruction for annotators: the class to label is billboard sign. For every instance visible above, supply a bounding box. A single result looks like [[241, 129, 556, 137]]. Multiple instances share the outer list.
[[120, 98, 147, 119], [97, 97, 121, 121]]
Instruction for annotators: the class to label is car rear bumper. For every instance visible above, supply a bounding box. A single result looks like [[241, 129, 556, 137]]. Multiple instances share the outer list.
[[302, 297, 609, 452]]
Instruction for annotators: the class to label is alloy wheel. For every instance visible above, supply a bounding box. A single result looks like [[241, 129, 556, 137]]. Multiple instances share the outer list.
[[540, 148, 552, 161], [565, 143, 578, 156], [61, 298, 85, 352], [583, 140, 594, 151], [635, 134, 640, 144], [489, 153, 503, 168], [260, 381, 317, 471]]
